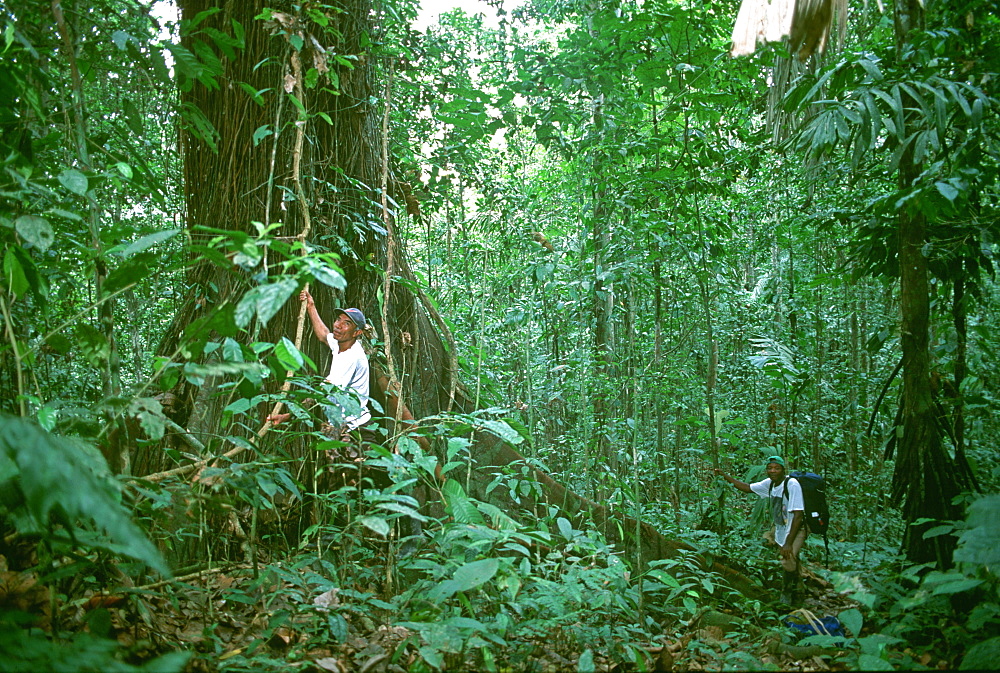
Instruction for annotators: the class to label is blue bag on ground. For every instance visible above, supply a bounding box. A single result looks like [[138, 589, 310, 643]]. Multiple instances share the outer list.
[[783, 613, 845, 639]]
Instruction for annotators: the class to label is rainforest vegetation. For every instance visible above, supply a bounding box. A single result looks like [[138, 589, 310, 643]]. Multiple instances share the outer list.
[[1, 0, 999, 670]]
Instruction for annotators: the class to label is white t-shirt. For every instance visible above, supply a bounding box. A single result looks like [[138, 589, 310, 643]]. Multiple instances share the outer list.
[[750, 476, 804, 546], [324, 337, 371, 430]]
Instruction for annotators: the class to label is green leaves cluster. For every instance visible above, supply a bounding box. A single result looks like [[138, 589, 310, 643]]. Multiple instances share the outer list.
[[0, 416, 168, 576]]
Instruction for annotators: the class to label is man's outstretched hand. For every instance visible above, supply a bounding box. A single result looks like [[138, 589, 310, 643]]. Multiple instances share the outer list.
[[267, 412, 292, 426]]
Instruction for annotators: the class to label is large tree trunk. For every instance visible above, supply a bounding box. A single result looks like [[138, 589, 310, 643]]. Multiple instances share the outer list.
[[140, 0, 762, 597], [892, 0, 965, 567], [896, 196, 961, 566]]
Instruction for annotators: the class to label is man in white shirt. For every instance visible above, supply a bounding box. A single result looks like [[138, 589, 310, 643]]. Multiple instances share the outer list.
[[269, 289, 378, 462], [715, 455, 807, 605], [269, 290, 423, 554], [308, 295, 372, 431]]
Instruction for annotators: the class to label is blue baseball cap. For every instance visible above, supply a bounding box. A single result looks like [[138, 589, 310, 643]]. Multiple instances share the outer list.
[[335, 307, 367, 330]]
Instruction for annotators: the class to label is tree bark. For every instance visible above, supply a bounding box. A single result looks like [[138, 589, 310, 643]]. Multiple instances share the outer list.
[[896, 193, 959, 565]]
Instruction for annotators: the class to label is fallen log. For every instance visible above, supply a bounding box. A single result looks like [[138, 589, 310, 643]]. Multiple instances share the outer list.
[[470, 432, 766, 599]]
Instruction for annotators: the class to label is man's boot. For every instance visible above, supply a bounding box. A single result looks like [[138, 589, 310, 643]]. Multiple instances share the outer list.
[[791, 572, 806, 604], [398, 514, 422, 558], [779, 571, 798, 606]]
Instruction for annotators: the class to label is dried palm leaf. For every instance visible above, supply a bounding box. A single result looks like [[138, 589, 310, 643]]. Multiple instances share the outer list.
[[731, 0, 795, 57], [730, 0, 846, 60]]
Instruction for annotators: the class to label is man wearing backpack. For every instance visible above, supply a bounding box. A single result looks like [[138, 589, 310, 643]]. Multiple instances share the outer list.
[[715, 456, 807, 605]]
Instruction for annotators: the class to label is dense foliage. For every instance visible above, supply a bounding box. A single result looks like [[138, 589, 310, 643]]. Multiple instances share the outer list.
[[1, 0, 998, 670]]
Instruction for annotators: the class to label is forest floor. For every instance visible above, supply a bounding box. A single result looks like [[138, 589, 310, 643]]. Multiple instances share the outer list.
[[25, 554, 889, 673]]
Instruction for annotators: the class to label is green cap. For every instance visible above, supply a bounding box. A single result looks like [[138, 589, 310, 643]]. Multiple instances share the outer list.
[[765, 455, 785, 467]]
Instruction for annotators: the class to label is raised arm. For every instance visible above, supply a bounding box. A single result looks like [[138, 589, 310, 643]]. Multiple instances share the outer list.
[[714, 468, 753, 493], [300, 289, 330, 342]]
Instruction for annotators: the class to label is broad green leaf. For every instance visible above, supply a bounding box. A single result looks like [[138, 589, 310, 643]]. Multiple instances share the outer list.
[[115, 162, 133, 179], [122, 229, 181, 257], [204, 26, 241, 60], [231, 19, 245, 46], [451, 558, 499, 592], [501, 542, 531, 557], [948, 82, 972, 118], [274, 337, 305, 371], [222, 337, 244, 363], [971, 97, 983, 126], [224, 398, 251, 415], [15, 215, 54, 252], [130, 397, 166, 440], [478, 419, 523, 445], [476, 502, 518, 530], [418, 646, 444, 670], [796, 68, 837, 110], [838, 607, 863, 637], [306, 7, 329, 26], [167, 43, 206, 91], [375, 502, 426, 520], [0, 415, 170, 575], [3, 248, 29, 298], [441, 616, 488, 631], [960, 637, 1000, 671], [935, 181, 959, 203], [273, 469, 301, 499], [650, 569, 681, 589], [302, 257, 346, 290], [930, 578, 983, 595], [45, 208, 83, 222], [857, 654, 894, 671], [914, 130, 928, 164], [441, 478, 485, 525], [143, 651, 192, 673], [254, 124, 274, 147], [185, 6, 221, 29], [446, 436, 471, 460], [37, 406, 58, 432], [578, 649, 595, 673], [224, 435, 257, 453], [557, 516, 575, 540], [235, 278, 297, 328], [252, 124, 272, 145], [891, 84, 905, 139], [954, 495, 1000, 567], [256, 473, 279, 498], [104, 253, 156, 295], [426, 578, 462, 602], [305, 67, 319, 89], [58, 168, 88, 195], [922, 524, 954, 539], [111, 30, 132, 50], [357, 515, 390, 537]]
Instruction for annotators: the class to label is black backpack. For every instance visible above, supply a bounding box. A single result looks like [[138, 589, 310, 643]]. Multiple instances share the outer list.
[[773, 471, 831, 564]]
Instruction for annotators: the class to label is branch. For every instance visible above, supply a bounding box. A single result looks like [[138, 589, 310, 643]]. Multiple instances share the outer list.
[[380, 60, 403, 427], [866, 356, 903, 438], [265, 47, 313, 427]]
